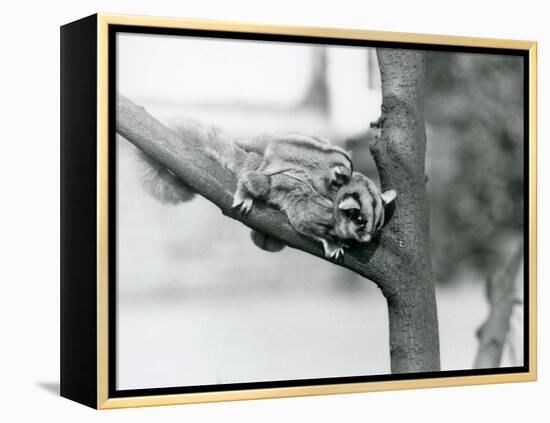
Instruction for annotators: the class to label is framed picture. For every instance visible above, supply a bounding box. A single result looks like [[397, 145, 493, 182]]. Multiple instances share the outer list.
[[60, 13, 537, 409]]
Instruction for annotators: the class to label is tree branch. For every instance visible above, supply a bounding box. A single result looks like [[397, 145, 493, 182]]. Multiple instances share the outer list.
[[474, 243, 523, 369], [116, 95, 400, 290]]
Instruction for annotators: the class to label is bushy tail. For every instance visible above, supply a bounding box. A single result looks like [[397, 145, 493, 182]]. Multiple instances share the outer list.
[[138, 120, 288, 253], [195, 125, 248, 176], [137, 151, 196, 204], [137, 119, 248, 204]]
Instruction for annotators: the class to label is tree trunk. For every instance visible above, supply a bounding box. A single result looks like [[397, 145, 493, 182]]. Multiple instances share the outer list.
[[373, 49, 440, 373]]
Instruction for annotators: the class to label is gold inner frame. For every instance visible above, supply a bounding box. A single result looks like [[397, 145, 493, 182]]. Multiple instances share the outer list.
[[96, 13, 537, 409]]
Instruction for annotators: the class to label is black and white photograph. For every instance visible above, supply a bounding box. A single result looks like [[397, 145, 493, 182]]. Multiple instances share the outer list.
[[113, 28, 528, 393]]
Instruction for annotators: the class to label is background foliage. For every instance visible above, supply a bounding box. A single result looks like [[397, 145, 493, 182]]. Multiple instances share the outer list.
[[424, 52, 524, 282]]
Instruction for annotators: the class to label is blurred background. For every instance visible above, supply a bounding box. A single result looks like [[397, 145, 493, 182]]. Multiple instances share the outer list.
[[116, 33, 524, 390]]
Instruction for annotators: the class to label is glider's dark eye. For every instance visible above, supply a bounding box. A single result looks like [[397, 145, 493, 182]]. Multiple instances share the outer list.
[[354, 214, 366, 227], [342, 208, 358, 218]]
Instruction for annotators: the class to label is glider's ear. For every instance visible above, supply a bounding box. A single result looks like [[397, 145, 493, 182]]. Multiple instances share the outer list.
[[331, 166, 351, 186], [381, 189, 397, 205]]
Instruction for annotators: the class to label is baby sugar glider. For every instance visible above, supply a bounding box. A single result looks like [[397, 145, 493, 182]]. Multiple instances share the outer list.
[[330, 172, 397, 248]]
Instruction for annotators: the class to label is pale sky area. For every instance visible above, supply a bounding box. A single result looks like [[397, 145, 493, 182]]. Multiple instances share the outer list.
[[117, 32, 313, 106], [117, 32, 382, 135]]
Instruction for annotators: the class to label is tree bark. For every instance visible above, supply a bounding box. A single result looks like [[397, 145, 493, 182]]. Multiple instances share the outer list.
[[116, 48, 440, 373], [372, 49, 440, 373]]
